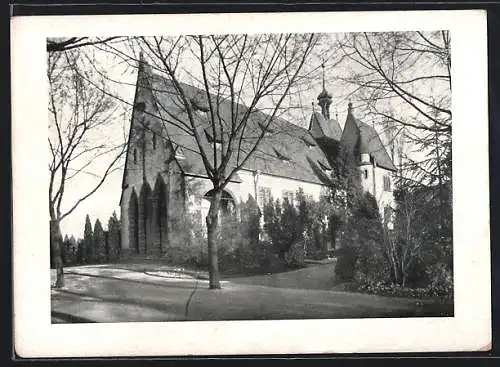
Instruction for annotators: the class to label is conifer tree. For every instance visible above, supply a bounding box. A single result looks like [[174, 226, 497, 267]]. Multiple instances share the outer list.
[[76, 238, 84, 265], [62, 234, 70, 266], [93, 219, 107, 263], [83, 215, 93, 264], [107, 211, 121, 262], [67, 235, 77, 265]]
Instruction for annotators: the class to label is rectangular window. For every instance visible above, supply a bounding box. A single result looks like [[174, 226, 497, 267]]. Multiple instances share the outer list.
[[364, 169, 368, 179], [152, 134, 157, 150], [383, 175, 392, 192], [258, 187, 272, 206], [384, 206, 392, 223], [282, 190, 294, 204], [320, 187, 331, 200]]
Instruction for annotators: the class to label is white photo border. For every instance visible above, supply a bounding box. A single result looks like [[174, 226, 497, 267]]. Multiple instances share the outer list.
[[11, 9, 491, 357]]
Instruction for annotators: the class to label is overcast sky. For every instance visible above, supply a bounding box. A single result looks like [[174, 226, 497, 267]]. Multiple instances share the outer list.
[[54, 34, 439, 238]]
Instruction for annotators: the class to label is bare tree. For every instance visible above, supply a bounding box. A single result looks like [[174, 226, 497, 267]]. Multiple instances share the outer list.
[[47, 37, 125, 52], [48, 46, 126, 287], [336, 31, 452, 186], [101, 34, 319, 289]]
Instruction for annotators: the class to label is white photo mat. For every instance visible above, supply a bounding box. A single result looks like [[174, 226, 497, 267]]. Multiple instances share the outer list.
[[11, 9, 490, 357]]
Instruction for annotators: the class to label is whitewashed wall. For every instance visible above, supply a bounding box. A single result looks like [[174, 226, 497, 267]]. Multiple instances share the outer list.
[[185, 168, 326, 224], [359, 163, 395, 221]]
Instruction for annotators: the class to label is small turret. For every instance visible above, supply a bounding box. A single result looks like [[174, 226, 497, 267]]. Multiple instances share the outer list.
[[317, 63, 332, 120]]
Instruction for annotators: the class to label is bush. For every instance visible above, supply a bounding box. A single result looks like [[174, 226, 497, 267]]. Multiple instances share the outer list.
[[164, 212, 208, 268], [425, 262, 453, 298], [285, 241, 305, 269], [107, 211, 121, 262], [334, 192, 387, 283], [334, 245, 358, 281]]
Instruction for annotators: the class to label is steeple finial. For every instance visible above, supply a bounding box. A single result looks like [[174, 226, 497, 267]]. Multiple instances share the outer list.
[[321, 62, 326, 90], [348, 100, 353, 113], [138, 50, 152, 77], [312, 101, 315, 112], [317, 61, 332, 120]]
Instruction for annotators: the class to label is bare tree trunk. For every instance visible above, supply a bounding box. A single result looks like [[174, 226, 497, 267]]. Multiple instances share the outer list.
[[206, 189, 222, 289], [50, 219, 64, 288]]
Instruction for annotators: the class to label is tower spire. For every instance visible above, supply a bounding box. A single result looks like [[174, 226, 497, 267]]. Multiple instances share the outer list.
[[317, 62, 332, 120], [322, 62, 326, 90]]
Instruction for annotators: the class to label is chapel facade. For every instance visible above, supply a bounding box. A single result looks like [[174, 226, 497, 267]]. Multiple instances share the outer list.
[[119, 59, 397, 258]]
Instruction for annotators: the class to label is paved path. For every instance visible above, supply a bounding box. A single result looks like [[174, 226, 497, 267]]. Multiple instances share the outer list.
[[51, 265, 452, 323]]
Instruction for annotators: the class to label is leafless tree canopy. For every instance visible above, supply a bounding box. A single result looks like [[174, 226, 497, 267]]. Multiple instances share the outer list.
[[47, 37, 124, 52], [47, 47, 125, 223], [126, 34, 320, 190], [336, 31, 452, 187]]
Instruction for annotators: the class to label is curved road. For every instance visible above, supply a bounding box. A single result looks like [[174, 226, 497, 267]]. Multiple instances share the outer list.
[[51, 265, 453, 323]]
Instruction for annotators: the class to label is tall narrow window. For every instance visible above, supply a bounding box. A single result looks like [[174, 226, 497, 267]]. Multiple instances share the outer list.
[[133, 148, 137, 164], [258, 187, 272, 206], [282, 190, 294, 204], [383, 175, 391, 192], [152, 134, 157, 150], [364, 169, 368, 179]]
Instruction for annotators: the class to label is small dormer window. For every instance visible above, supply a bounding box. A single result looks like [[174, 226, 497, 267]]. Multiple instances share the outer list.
[[317, 160, 332, 176], [204, 128, 222, 146], [175, 146, 185, 160], [301, 136, 316, 148], [273, 148, 290, 162], [190, 97, 210, 113], [258, 122, 275, 136]]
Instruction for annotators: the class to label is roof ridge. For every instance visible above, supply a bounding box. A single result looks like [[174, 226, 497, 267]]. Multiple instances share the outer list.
[[150, 70, 314, 136]]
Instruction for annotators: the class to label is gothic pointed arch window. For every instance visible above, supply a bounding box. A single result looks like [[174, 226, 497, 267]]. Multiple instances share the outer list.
[[203, 189, 235, 215], [153, 175, 167, 253], [128, 190, 139, 254], [139, 183, 153, 254]]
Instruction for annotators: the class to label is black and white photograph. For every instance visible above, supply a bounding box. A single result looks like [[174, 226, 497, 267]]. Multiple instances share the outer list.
[[12, 10, 490, 356]]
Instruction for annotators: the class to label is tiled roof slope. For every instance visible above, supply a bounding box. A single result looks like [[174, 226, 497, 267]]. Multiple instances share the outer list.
[[145, 72, 333, 185], [340, 107, 397, 172], [309, 112, 342, 141]]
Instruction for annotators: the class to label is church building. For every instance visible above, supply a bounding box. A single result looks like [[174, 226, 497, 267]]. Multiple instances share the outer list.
[[119, 58, 397, 258]]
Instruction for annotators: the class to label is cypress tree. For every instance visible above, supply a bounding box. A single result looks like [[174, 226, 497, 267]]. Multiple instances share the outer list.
[[93, 219, 106, 263], [83, 215, 93, 264], [107, 211, 121, 262]]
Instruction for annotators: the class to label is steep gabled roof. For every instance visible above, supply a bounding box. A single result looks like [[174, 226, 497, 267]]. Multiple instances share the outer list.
[[138, 69, 332, 185], [308, 111, 342, 141], [341, 106, 397, 172]]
